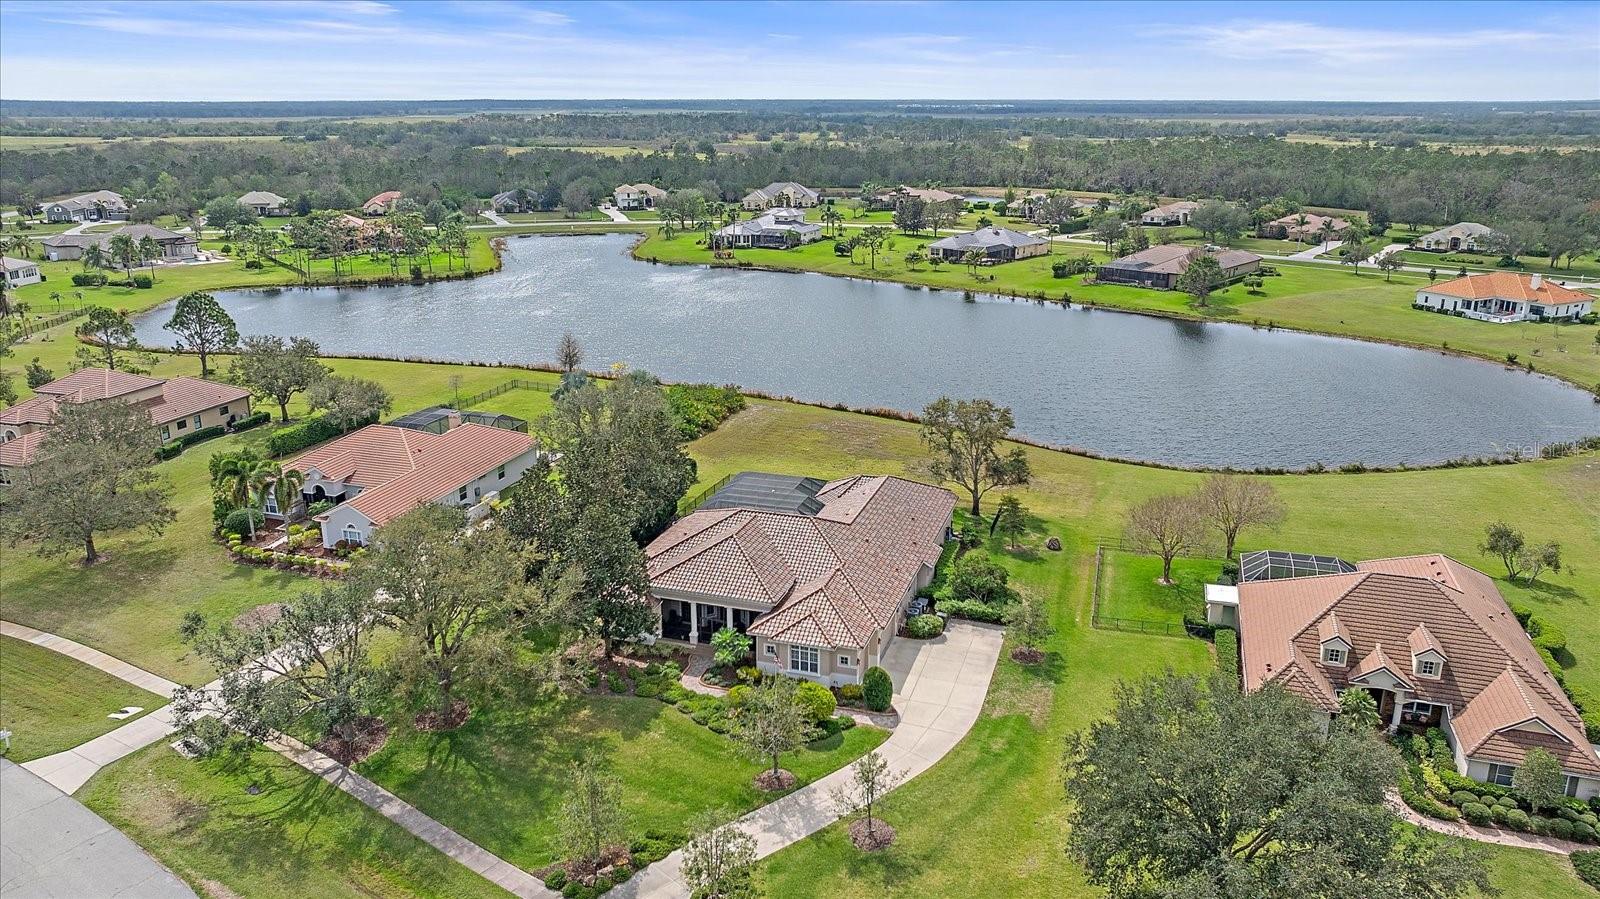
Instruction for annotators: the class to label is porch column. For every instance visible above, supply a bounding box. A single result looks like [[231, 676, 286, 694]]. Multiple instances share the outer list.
[[725, 605, 734, 637], [1389, 690, 1405, 731], [688, 603, 699, 644]]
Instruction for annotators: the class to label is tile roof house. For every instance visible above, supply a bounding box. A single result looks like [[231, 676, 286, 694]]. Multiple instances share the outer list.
[[1415, 272, 1593, 323], [1095, 243, 1261, 290], [927, 227, 1048, 264], [1140, 200, 1201, 226], [1260, 212, 1352, 243], [870, 185, 965, 210], [238, 191, 291, 217], [741, 182, 820, 211], [1, 255, 42, 288], [361, 191, 404, 215], [644, 472, 956, 686], [40, 224, 198, 263], [1220, 553, 1600, 800], [612, 184, 668, 210], [490, 188, 539, 213], [711, 208, 822, 249], [1415, 222, 1503, 253], [281, 423, 539, 548], [43, 190, 130, 223], [0, 369, 250, 483]]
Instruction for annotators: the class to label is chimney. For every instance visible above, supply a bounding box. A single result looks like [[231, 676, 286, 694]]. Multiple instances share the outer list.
[[446, 411, 462, 431], [1529, 273, 1543, 290]]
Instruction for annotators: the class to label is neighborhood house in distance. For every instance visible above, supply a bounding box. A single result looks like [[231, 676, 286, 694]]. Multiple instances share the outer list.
[[1414, 222, 1504, 253], [711, 208, 821, 249], [1140, 200, 1200, 226], [1097, 243, 1263, 289], [1259, 212, 1351, 243], [237, 190, 291, 217], [361, 190, 403, 215], [40, 223, 198, 262], [274, 418, 539, 548], [0, 368, 250, 485], [645, 472, 956, 686], [613, 183, 668, 210], [1206, 552, 1600, 800], [42, 189, 130, 223], [1, 255, 42, 288], [868, 184, 965, 210], [741, 181, 820, 210], [1414, 272, 1594, 323], [927, 226, 1048, 264]]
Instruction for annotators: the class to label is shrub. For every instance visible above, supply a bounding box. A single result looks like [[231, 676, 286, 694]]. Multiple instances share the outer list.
[[1574, 821, 1597, 843], [1213, 627, 1240, 688], [663, 383, 745, 439], [265, 412, 376, 457], [232, 411, 270, 431], [1549, 818, 1575, 840], [736, 665, 762, 684], [660, 684, 691, 705], [178, 425, 225, 448], [222, 508, 265, 535], [1450, 790, 1480, 808], [1460, 802, 1491, 825], [606, 672, 631, 694], [1398, 765, 1459, 821], [131, 274, 153, 289], [938, 598, 1008, 623], [837, 683, 864, 704], [862, 666, 892, 712], [244, 259, 264, 270], [835, 714, 856, 730], [945, 553, 1017, 606], [1490, 804, 1510, 824], [906, 614, 944, 639], [155, 440, 183, 460], [543, 870, 568, 890], [726, 684, 752, 707], [70, 272, 107, 287], [1494, 795, 1520, 809], [795, 680, 837, 723], [1577, 850, 1600, 888], [1505, 808, 1531, 831], [634, 680, 660, 699]]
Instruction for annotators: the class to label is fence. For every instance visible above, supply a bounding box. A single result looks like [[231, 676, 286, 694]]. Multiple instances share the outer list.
[[448, 377, 555, 410], [676, 473, 733, 517], [1089, 541, 1213, 639], [2, 308, 87, 340]]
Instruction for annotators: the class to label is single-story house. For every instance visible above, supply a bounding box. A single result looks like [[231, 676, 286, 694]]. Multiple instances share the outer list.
[[1, 255, 42, 288], [612, 184, 668, 210], [645, 472, 956, 686], [42, 190, 130, 223], [1415, 222, 1503, 253], [1096, 243, 1262, 290], [869, 185, 964, 211], [710, 208, 822, 249], [0, 368, 250, 484], [1415, 272, 1593, 323], [1211, 552, 1600, 800], [1260, 213, 1351, 243], [40, 224, 198, 263], [1141, 200, 1201, 227], [742, 182, 820, 211], [238, 191, 291, 217], [361, 191, 404, 215], [489, 189, 537, 213], [927, 226, 1048, 264], [1006, 192, 1050, 220], [277, 422, 539, 548]]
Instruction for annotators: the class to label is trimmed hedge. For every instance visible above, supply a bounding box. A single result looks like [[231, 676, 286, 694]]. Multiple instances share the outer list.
[[906, 614, 944, 639], [1214, 627, 1240, 688], [155, 440, 183, 460], [863, 666, 892, 712], [265, 412, 376, 457], [232, 411, 270, 432], [178, 425, 225, 448], [939, 597, 1009, 623]]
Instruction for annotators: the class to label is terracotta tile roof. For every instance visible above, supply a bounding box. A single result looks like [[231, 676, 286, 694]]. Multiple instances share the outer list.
[[1317, 612, 1347, 645], [143, 377, 251, 425], [0, 430, 48, 467], [1238, 553, 1598, 776], [645, 474, 955, 649], [34, 368, 163, 402], [288, 423, 534, 528], [364, 190, 403, 208], [1451, 669, 1600, 775], [1423, 272, 1591, 305], [1350, 642, 1412, 690], [0, 394, 60, 427], [1268, 213, 1350, 233]]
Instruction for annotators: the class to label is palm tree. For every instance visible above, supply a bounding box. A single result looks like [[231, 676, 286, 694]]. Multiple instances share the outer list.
[[821, 206, 842, 238], [1318, 219, 1338, 250], [1292, 214, 1310, 246], [49, 290, 62, 312], [81, 244, 105, 274], [273, 467, 306, 522], [215, 452, 275, 539], [137, 235, 160, 283], [962, 248, 986, 277], [107, 233, 137, 284]]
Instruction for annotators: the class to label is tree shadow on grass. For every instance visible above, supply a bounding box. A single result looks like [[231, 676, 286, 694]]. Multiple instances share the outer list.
[[1515, 578, 1583, 603]]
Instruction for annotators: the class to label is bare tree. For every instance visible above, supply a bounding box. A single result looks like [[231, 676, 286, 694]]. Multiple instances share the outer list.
[[831, 750, 904, 848], [1127, 493, 1207, 584], [1196, 474, 1285, 560], [557, 332, 583, 373]]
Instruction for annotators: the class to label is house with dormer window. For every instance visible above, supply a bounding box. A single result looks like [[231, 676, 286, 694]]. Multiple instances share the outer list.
[[1210, 552, 1600, 800]]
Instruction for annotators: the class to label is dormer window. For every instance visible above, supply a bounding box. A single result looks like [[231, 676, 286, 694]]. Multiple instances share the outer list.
[[1416, 658, 1442, 679], [1322, 645, 1347, 666]]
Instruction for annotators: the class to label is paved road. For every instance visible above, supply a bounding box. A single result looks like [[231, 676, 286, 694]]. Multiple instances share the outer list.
[[1, 759, 198, 899], [613, 621, 1005, 898]]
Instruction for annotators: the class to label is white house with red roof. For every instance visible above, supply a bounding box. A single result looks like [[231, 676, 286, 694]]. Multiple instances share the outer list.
[[1415, 271, 1594, 323], [643, 472, 955, 686], [361, 190, 404, 216], [1216, 552, 1600, 799], [280, 421, 538, 548]]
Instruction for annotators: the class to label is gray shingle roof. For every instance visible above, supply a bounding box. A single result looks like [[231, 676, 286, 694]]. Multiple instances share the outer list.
[[928, 227, 1046, 252]]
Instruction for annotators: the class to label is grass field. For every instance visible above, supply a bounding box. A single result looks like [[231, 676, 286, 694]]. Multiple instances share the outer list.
[[0, 635, 165, 762], [1393, 248, 1600, 281], [1095, 550, 1221, 626], [79, 744, 513, 899], [502, 210, 608, 222]]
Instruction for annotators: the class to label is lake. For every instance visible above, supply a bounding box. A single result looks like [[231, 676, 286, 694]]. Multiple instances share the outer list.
[[132, 234, 1600, 468]]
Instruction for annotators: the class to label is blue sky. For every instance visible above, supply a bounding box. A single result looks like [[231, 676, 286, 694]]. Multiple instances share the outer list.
[[2, 0, 1597, 102]]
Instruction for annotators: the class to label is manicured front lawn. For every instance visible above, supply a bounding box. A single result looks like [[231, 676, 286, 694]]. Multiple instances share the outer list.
[[78, 744, 512, 899], [503, 210, 608, 222], [1095, 549, 1222, 627], [358, 694, 886, 871], [0, 635, 165, 762], [1393, 248, 1600, 280]]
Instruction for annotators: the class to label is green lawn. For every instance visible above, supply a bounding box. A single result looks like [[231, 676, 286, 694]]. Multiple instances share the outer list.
[[1095, 550, 1222, 626], [1394, 248, 1600, 281], [0, 635, 165, 762], [357, 694, 886, 871], [78, 744, 513, 899], [502, 210, 608, 223]]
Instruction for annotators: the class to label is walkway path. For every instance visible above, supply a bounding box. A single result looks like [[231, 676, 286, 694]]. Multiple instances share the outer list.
[[598, 204, 631, 223], [613, 621, 1005, 898], [1287, 240, 1340, 260], [1387, 793, 1590, 856]]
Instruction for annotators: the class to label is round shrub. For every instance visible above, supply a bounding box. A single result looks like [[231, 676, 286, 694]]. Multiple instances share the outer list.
[[837, 683, 864, 704], [906, 614, 944, 639], [795, 680, 837, 723], [1461, 802, 1491, 825], [834, 714, 856, 730], [862, 666, 893, 712], [1506, 809, 1531, 831], [1582, 812, 1599, 828], [1560, 806, 1583, 822], [222, 508, 265, 535], [1494, 796, 1519, 809], [1550, 818, 1575, 840], [1450, 790, 1479, 808], [726, 684, 752, 707], [1490, 804, 1510, 824], [634, 680, 661, 699], [1477, 795, 1498, 808], [1574, 821, 1597, 843], [1530, 816, 1555, 836]]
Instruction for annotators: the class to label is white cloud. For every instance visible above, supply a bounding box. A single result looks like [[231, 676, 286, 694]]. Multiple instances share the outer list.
[[1152, 20, 1564, 67]]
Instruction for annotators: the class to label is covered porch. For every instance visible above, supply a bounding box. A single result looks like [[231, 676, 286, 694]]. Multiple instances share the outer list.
[[658, 597, 763, 645]]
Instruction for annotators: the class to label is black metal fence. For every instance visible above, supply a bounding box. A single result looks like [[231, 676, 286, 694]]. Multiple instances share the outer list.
[[450, 378, 555, 409], [2, 309, 85, 340], [676, 473, 733, 517], [1089, 541, 1214, 639]]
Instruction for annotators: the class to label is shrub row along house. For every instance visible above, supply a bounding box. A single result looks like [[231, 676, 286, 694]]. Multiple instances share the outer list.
[[40, 224, 198, 263], [1096, 244, 1262, 290], [42, 189, 130, 223], [927, 226, 1048, 264], [644, 472, 956, 686], [0, 369, 249, 485], [273, 420, 538, 548], [1207, 552, 1600, 800], [1414, 272, 1593, 323], [711, 208, 822, 249]]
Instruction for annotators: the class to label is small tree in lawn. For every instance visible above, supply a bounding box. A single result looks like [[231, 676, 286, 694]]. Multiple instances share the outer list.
[[559, 755, 627, 871], [1127, 492, 1207, 584], [1480, 520, 1526, 580], [681, 810, 757, 899], [1513, 747, 1565, 815], [230, 334, 328, 422], [74, 306, 144, 371], [1377, 251, 1403, 282], [1517, 541, 1562, 585], [831, 750, 904, 850], [992, 493, 1028, 549], [1176, 254, 1224, 307], [732, 676, 813, 790], [164, 291, 238, 377], [307, 374, 392, 430], [1007, 594, 1053, 663], [1196, 473, 1285, 560], [710, 627, 752, 670], [919, 396, 1031, 516]]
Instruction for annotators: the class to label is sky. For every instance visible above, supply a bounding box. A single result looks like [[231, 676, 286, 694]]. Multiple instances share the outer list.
[[1, 0, 1597, 103]]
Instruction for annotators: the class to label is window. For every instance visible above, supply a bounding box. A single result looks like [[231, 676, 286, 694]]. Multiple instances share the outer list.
[[497, 465, 506, 480], [789, 645, 819, 674], [342, 525, 363, 545], [763, 643, 776, 658], [161, 426, 170, 440], [1416, 658, 1442, 678], [458, 486, 468, 503], [1321, 646, 1347, 666], [839, 654, 853, 668], [264, 494, 278, 515], [219, 405, 229, 415], [175, 419, 186, 431], [1567, 775, 1582, 798], [0, 469, 10, 486], [193, 415, 203, 430], [1486, 763, 1515, 787]]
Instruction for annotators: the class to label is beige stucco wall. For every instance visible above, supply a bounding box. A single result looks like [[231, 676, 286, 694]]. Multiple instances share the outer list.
[[156, 397, 251, 441]]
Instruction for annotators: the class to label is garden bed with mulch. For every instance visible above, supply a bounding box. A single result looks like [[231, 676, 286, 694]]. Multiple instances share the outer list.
[[1010, 646, 1045, 664], [413, 699, 472, 732], [848, 818, 896, 851], [315, 716, 389, 765], [755, 768, 797, 792]]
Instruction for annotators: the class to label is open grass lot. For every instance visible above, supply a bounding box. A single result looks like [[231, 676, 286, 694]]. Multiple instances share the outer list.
[[1149, 224, 1314, 256], [0, 635, 164, 762], [634, 230, 1600, 391], [1095, 550, 1222, 626], [78, 744, 513, 899], [1393, 248, 1600, 282], [358, 694, 886, 871], [502, 210, 608, 222]]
